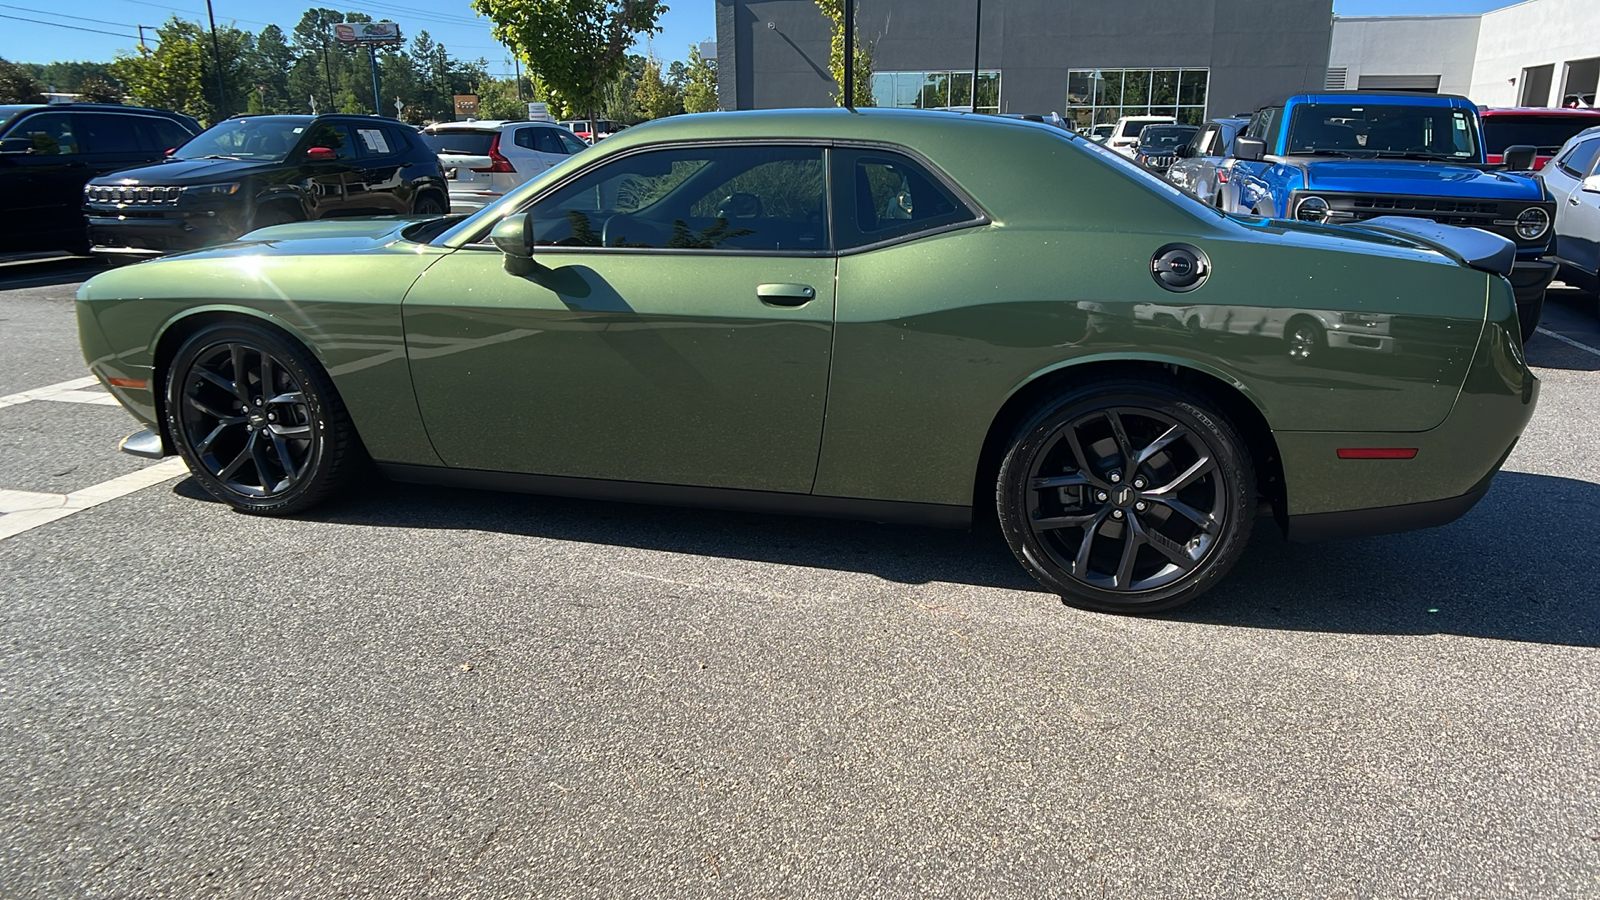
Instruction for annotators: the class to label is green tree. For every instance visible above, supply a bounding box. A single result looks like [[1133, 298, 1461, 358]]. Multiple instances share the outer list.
[[814, 0, 873, 107], [472, 0, 667, 131], [76, 74, 121, 103], [111, 20, 208, 121], [0, 58, 46, 103], [681, 43, 717, 113], [246, 24, 295, 114], [634, 58, 680, 121]]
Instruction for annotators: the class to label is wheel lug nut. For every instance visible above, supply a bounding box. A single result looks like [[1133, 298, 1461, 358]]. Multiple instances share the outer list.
[[267, 413, 276, 421], [1136, 501, 1147, 511], [1112, 509, 1124, 518], [1134, 478, 1145, 489], [1097, 491, 1108, 502], [1110, 473, 1121, 483]]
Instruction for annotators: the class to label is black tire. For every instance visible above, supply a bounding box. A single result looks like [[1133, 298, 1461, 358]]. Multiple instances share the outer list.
[[996, 378, 1257, 614], [1517, 288, 1545, 343], [413, 193, 445, 216], [165, 323, 361, 515], [1285, 315, 1325, 362]]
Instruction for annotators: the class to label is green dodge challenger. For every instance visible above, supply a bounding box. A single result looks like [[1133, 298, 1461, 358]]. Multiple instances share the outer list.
[[76, 109, 1538, 613]]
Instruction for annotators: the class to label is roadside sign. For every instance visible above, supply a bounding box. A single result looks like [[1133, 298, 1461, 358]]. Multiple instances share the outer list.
[[334, 21, 403, 45], [527, 102, 551, 122], [454, 94, 479, 121]]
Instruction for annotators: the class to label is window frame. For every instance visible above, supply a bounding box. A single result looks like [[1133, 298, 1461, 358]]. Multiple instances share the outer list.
[[1557, 137, 1600, 179], [831, 144, 987, 254], [8, 111, 81, 156], [457, 138, 990, 258]]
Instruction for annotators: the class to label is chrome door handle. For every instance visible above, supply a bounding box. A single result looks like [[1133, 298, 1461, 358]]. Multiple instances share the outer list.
[[756, 283, 816, 307]]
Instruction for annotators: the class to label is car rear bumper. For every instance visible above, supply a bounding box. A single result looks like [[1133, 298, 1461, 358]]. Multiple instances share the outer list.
[[446, 188, 508, 214]]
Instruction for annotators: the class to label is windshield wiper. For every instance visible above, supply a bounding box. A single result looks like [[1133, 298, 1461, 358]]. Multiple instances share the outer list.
[[1369, 150, 1468, 162], [1295, 148, 1359, 158]]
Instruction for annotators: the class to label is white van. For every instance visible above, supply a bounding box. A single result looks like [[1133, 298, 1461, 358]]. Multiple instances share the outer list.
[[1107, 115, 1176, 157]]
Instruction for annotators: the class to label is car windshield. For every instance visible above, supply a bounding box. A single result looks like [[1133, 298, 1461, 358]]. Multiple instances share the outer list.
[[1138, 126, 1198, 150], [175, 117, 310, 161], [422, 130, 497, 156], [1481, 115, 1598, 154], [1286, 103, 1479, 160], [1121, 119, 1165, 137]]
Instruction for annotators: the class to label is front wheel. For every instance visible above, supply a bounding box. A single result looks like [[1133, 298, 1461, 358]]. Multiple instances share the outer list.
[[413, 194, 445, 216], [165, 323, 361, 515], [996, 379, 1257, 614]]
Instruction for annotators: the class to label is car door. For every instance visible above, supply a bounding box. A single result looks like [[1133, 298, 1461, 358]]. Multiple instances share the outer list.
[[349, 122, 409, 215], [510, 125, 560, 174], [1550, 136, 1600, 275], [76, 112, 163, 179], [404, 143, 835, 493], [0, 111, 88, 250], [294, 121, 360, 218]]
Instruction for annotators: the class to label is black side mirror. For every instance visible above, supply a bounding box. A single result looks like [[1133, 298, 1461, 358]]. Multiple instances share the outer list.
[[0, 137, 33, 154], [1500, 144, 1537, 172], [1174, 144, 1194, 159], [490, 212, 537, 275], [1233, 136, 1266, 162]]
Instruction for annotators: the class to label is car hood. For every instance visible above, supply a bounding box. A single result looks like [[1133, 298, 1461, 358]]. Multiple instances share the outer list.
[[1290, 158, 1542, 200], [88, 157, 285, 185], [141, 217, 445, 264]]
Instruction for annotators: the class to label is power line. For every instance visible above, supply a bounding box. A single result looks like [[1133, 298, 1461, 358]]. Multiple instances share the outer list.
[[0, 11, 134, 38], [0, 4, 137, 29]]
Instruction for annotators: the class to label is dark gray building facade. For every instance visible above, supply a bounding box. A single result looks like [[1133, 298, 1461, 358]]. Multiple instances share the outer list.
[[716, 0, 1334, 127]]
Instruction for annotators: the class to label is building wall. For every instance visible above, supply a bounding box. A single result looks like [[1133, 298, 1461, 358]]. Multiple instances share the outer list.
[[1471, 0, 1600, 107], [1327, 15, 1480, 96], [716, 0, 1334, 118]]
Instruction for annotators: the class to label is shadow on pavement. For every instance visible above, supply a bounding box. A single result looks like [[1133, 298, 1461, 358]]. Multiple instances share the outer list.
[[0, 257, 106, 290], [175, 469, 1596, 646]]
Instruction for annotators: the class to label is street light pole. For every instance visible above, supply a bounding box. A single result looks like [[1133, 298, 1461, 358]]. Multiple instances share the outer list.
[[842, 0, 855, 111], [971, 0, 982, 112], [203, 0, 228, 117]]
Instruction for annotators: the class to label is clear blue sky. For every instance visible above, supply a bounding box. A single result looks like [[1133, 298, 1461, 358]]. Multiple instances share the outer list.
[[0, 1, 1519, 70]]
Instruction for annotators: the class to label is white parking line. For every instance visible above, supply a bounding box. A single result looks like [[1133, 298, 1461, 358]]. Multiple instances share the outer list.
[[0, 375, 105, 410], [1535, 327, 1600, 359], [0, 458, 190, 542]]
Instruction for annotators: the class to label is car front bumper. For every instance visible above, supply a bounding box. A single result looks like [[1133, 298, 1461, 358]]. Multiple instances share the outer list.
[[1509, 258, 1557, 309], [85, 208, 242, 257]]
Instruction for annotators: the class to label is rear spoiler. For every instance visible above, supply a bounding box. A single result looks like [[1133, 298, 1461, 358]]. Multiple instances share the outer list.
[[1347, 216, 1515, 277]]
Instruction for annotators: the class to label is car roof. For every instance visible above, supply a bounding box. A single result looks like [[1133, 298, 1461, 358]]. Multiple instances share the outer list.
[[593, 107, 1074, 155], [1288, 91, 1476, 108], [1479, 107, 1600, 117]]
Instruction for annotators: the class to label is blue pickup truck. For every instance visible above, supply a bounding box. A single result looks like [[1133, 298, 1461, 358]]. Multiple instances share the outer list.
[[1226, 92, 1556, 339]]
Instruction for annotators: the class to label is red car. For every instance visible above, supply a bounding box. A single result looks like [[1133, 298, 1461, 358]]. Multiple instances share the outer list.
[[1479, 107, 1600, 169]]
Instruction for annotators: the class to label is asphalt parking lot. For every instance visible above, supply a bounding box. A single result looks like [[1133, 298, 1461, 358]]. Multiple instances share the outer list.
[[1, 257, 1597, 897]]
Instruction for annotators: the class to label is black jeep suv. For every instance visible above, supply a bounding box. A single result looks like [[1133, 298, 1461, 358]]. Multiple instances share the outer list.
[[0, 103, 201, 256], [84, 114, 448, 259]]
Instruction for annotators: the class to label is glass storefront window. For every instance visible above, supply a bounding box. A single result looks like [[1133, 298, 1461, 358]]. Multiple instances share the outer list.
[[872, 70, 1002, 114], [1066, 68, 1209, 131]]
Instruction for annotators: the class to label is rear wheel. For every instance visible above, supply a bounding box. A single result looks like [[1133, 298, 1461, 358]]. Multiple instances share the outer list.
[[413, 194, 445, 216], [996, 379, 1257, 614], [250, 205, 299, 232], [165, 323, 360, 515]]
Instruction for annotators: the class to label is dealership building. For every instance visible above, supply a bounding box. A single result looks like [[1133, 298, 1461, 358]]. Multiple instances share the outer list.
[[714, 0, 1335, 127], [714, 0, 1599, 121]]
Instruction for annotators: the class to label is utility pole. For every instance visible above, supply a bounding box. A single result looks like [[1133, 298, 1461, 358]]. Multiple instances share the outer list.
[[368, 43, 382, 115], [842, 0, 854, 111], [513, 50, 523, 102], [203, 0, 228, 116], [137, 24, 151, 51], [971, 0, 982, 112]]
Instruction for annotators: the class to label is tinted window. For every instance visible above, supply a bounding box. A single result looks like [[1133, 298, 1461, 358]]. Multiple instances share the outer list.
[[837, 147, 975, 248], [9, 112, 78, 155], [1285, 103, 1478, 159], [1559, 138, 1600, 178], [1138, 126, 1198, 150], [1481, 116, 1597, 154], [520, 145, 827, 252], [515, 126, 566, 154], [177, 117, 308, 161], [304, 122, 359, 160], [558, 132, 587, 154], [150, 118, 197, 152], [423, 130, 496, 156], [77, 114, 143, 153]]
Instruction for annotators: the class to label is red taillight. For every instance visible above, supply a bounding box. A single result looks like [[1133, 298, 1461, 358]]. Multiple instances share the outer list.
[[471, 133, 515, 174], [1216, 169, 1229, 183]]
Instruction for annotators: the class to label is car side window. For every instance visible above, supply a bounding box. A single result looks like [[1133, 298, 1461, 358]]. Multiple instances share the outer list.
[[516, 127, 566, 155], [149, 118, 195, 152], [518, 144, 827, 252], [77, 114, 143, 154], [352, 125, 394, 157], [1192, 126, 1216, 157], [1558, 138, 1600, 179], [834, 147, 976, 250], [303, 122, 359, 160], [558, 132, 587, 155], [1244, 108, 1282, 147], [9, 112, 79, 155]]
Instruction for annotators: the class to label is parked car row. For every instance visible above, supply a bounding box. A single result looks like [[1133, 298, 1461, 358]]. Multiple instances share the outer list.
[[1, 105, 601, 259], [1140, 93, 1600, 328]]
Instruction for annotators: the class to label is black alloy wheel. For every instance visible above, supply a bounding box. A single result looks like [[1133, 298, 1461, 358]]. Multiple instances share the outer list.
[[414, 194, 445, 216], [165, 324, 359, 515], [997, 379, 1256, 614]]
